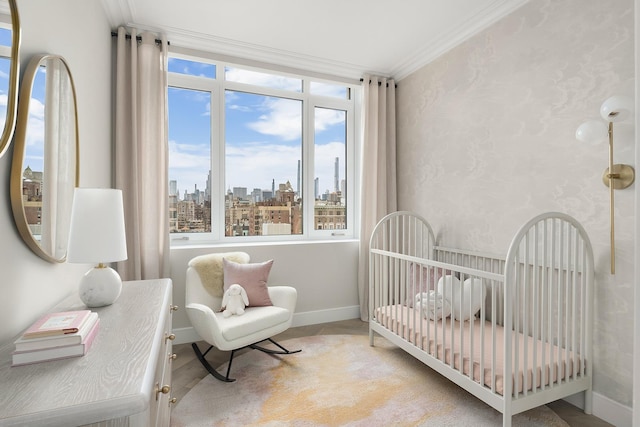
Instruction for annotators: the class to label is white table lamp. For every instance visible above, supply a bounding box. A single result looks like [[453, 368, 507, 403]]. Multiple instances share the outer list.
[[67, 188, 128, 307]]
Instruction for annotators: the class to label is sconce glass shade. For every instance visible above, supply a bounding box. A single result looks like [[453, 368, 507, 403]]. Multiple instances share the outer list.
[[600, 95, 633, 122], [67, 188, 128, 307], [575, 120, 608, 145]]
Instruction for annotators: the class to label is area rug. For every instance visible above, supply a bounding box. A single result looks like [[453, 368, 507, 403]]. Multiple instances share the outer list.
[[171, 334, 569, 427]]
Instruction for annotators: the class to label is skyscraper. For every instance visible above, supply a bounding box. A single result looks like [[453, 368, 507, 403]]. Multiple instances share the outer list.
[[314, 177, 319, 200], [334, 157, 339, 192], [206, 170, 212, 201]]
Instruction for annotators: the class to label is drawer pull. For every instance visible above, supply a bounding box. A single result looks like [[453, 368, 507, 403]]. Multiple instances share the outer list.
[[169, 397, 177, 405], [169, 353, 177, 361], [164, 333, 176, 343], [170, 305, 179, 312], [155, 383, 171, 400]]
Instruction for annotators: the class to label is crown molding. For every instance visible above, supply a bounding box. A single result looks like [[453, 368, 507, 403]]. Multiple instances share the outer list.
[[102, 0, 529, 81], [392, 0, 529, 81], [134, 23, 378, 81], [100, 0, 133, 28]]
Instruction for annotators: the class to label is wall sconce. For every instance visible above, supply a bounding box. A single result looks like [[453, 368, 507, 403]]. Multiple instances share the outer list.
[[576, 95, 635, 274]]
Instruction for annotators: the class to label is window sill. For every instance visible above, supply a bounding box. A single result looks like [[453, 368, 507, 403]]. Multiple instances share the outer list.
[[170, 237, 359, 251]]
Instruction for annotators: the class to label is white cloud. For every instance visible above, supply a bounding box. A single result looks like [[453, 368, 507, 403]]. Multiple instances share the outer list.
[[246, 98, 302, 141], [226, 142, 299, 191], [314, 108, 345, 133], [26, 97, 45, 148], [225, 68, 301, 92], [168, 139, 211, 192], [225, 140, 345, 196], [169, 137, 346, 198]]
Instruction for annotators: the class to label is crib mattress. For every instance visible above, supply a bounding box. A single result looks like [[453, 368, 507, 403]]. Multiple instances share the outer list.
[[375, 305, 583, 396]]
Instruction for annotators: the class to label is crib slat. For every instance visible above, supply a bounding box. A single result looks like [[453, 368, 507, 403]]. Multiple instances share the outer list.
[[491, 278, 497, 394], [571, 226, 578, 382], [549, 218, 555, 387], [557, 220, 564, 382], [532, 223, 540, 390]]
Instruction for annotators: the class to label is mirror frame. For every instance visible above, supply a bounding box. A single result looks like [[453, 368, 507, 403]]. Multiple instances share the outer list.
[[10, 54, 80, 263], [0, 0, 20, 158]]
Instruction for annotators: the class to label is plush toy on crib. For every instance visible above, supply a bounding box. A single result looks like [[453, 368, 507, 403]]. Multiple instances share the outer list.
[[415, 291, 451, 320], [221, 283, 249, 317]]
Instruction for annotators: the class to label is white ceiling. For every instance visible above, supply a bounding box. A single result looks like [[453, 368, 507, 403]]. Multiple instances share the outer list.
[[102, 0, 529, 81]]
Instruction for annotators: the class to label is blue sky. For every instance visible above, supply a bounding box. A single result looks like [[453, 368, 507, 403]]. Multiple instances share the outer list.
[[168, 60, 347, 199], [0, 27, 12, 157], [11, 25, 47, 177], [22, 63, 46, 175]]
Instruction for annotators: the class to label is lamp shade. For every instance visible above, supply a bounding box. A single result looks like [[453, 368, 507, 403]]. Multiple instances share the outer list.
[[67, 188, 127, 264], [575, 120, 608, 146], [600, 95, 633, 122]]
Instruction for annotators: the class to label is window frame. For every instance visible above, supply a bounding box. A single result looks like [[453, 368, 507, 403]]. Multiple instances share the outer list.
[[167, 51, 359, 245]]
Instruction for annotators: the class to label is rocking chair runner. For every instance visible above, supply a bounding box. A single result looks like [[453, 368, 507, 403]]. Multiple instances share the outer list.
[[185, 252, 300, 382]]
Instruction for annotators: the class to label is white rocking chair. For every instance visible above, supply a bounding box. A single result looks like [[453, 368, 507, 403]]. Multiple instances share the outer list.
[[185, 252, 300, 382]]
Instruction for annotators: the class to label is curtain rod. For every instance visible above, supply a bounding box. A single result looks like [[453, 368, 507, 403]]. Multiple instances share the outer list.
[[110, 31, 170, 46], [360, 78, 397, 88]]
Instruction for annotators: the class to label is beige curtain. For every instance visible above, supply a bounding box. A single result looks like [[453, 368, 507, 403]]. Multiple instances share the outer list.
[[41, 57, 76, 260], [358, 74, 397, 321], [114, 27, 170, 280]]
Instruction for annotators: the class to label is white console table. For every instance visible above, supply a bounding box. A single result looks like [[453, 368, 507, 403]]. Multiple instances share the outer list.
[[0, 279, 176, 426]]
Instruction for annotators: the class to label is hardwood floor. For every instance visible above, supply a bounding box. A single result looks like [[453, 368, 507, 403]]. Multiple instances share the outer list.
[[171, 319, 612, 427]]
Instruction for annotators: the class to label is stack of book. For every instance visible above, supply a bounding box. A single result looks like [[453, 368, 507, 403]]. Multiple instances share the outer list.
[[12, 309, 100, 366]]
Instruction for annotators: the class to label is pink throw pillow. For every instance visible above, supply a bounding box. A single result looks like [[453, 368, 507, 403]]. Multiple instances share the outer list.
[[223, 258, 274, 307], [406, 263, 443, 307]]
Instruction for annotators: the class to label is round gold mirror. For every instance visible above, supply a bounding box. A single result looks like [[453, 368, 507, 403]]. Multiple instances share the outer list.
[[10, 54, 79, 263], [0, 0, 20, 158]]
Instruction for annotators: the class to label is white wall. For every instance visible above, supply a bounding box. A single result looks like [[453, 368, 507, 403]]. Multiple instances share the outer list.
[[0, 0, 112, 344], [396, 0, 634, 414]]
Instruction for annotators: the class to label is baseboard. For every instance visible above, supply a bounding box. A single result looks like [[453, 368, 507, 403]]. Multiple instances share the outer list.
[[563, 391, 632, 427], [173, 326, 202, 345], [172, 305, 361, 346], [290, 305, 361, 328]]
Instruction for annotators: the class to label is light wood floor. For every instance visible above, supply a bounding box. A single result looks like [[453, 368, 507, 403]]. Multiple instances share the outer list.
[[171, 319, 612, 427]]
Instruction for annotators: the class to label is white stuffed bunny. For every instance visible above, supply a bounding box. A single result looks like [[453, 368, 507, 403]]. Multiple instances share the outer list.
[[221, 283, 249, 317]]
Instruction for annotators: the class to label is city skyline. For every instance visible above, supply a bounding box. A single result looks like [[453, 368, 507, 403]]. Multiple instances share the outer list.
[[169, 160, 346, 203]]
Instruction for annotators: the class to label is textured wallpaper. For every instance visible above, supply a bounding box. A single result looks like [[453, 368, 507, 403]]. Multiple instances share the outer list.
[[396, 0, 634, 407]]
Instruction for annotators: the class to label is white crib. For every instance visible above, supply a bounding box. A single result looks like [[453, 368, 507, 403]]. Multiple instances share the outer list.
[[368, 211, 594, 427]]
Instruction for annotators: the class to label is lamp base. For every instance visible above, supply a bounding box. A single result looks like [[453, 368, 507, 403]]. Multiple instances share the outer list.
[[78, 266, 123, 308], [603, 164, 635, 189]]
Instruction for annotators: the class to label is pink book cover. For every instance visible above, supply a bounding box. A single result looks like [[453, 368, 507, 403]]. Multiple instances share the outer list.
[[22, 310, 92, 339], [12, 319, 100, 366]]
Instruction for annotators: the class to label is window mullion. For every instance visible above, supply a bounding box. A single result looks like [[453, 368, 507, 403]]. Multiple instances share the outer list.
[[211, 83, 223, 240], [302, 83, 313, 238]]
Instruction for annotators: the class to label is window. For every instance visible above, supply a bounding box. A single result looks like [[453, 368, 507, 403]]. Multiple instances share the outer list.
[[168, 54, 357, 243], [0, 25, 12, 132]]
